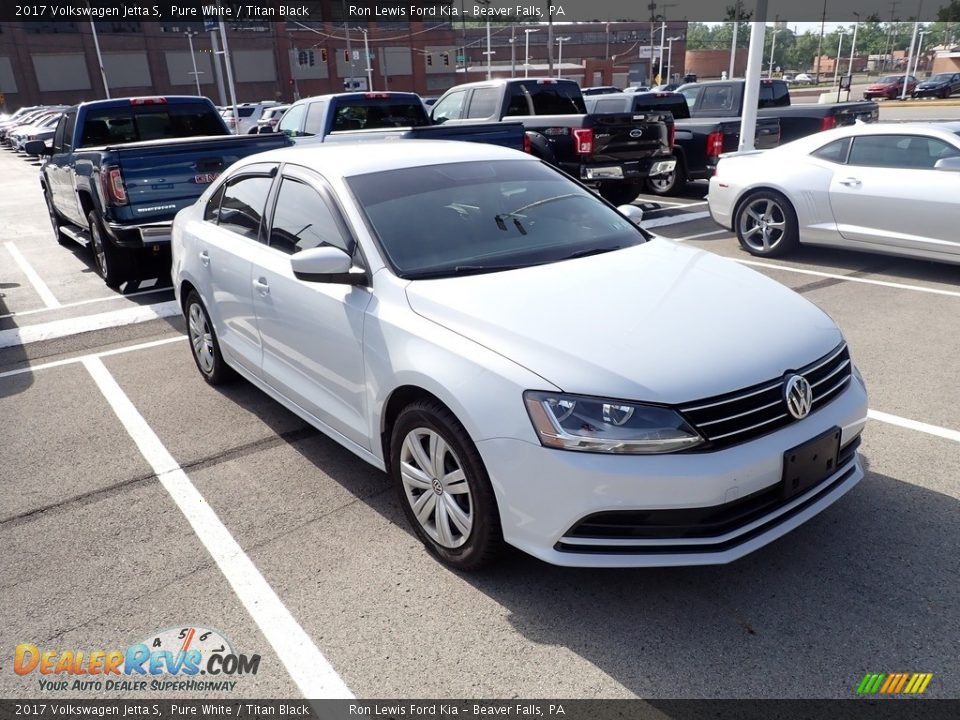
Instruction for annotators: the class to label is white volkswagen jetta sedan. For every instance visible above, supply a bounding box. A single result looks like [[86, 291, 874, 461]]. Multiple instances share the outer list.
[[171, 141, 868, 570]]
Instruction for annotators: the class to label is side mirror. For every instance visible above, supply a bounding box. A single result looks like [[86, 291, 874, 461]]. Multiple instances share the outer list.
[[291, 246, 366, 285], [24, 140, 50, 156], [617, 205, 644, 225], [934, 157, 960, 172]]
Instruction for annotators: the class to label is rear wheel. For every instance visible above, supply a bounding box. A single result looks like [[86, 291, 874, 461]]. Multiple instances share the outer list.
[[598, 182, 643, 206], [185, 290, 234, 385], [645, 164, 686, 196], [87, 211, 130, 289], [390, 400, 505, 570], [735, 190, 799, 258]]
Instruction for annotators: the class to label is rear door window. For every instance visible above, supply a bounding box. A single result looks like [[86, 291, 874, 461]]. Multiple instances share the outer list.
[[216, 175, 274, 241], [466, 88, 500, 119]]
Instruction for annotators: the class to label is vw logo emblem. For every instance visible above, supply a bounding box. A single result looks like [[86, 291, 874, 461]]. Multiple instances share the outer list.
[[784, 374, 813, 420], [629, 128, 644, 138]]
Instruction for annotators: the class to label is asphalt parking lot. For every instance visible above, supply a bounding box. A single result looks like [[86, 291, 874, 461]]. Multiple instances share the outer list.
[[1, 121, 958, 701]]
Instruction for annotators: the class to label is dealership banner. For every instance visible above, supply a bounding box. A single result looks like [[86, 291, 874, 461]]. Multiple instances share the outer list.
[[0, 0, 957, 23]]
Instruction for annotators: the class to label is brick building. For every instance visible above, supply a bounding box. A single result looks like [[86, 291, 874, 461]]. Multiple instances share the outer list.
[[0, 13, 687, 111]]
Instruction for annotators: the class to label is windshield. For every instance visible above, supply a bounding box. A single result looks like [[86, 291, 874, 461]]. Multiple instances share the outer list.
[[878, 76, 900, 84], [930, 74, 955, 82], [347, 160, 648, 279]]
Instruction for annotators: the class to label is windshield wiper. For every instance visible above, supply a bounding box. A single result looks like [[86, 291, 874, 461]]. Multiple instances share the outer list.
[[494, 215, 528, 235], [506, 193, 586, 215], [560, 246, 622, 260], [407, 263, 529, 279]]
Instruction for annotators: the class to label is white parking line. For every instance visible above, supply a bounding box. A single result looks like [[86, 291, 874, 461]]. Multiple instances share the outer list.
[[642, 211, 712, 228], [0, 300, 180, 349], [670, 229, 729, 242], [733, 259, 960, 299], [0, 335, 187, 380], [6, 242, 60, 309], [0, 286, 172, 320], [81, 355, 355, 699], [869, 410, 960, 444]]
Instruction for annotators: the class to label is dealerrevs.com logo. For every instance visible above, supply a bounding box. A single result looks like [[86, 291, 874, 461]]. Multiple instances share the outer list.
[[14, 625, 260, 692]]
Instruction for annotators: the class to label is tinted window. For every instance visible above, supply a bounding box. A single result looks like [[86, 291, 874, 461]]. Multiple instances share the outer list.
[[53, 116, 66, 152], [594, 98, 627, 113], [811, 138, 851, 163], [432, 90, 467, 123], [269, 178, 350, 255], [678, 86, 700, 109], [700, 86, 734, 111], [278, 103, 306, 136], [504, 85, 530, 116], [627, 94, 690, 119], [303, 102, 324, 135], [521, 81, 586, 115], [217, 175, 272, 241], [347, 160, 646, 279], [330, 100, 428, 131], [203, 184, 226, 222], [466, 88, 500, 119], [758, 81, 788, 108], [61, 111, 76, 152], [848, 134, 960, 169], [79, 103, 225, 146]]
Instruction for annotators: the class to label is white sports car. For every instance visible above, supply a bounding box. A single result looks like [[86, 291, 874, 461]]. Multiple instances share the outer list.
[[708, 121, 960, 264], [172, 140, 867, 569]]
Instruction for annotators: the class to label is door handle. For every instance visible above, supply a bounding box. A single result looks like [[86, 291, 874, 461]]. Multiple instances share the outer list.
[[199, 251, 210, 267], [838, 177, 862, 187], [253, 277, 270, 296]]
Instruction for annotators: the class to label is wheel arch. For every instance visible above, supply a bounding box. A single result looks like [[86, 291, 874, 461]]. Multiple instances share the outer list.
[[731, 184, 799, 231], [379, 385, 458, 471]]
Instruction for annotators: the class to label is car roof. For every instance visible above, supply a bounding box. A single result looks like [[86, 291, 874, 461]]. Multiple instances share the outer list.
[[234, 140, 533, 177]]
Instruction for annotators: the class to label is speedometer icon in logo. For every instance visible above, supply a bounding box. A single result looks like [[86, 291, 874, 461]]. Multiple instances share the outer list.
[[140, 626, 233, 668]]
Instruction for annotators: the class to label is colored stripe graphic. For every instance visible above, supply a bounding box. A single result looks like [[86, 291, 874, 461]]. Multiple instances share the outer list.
[[857, 672, 932, 695]]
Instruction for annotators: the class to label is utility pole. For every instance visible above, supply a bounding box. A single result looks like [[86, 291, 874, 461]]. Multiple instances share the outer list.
[[186, 32, 202, 96], [218, 21, 239, 132], [287, 31, 300, 101], [88, 20, 110, 99], [210, 28, 226, 106], [510, 25, 516, 78], [814, 0, 827, 83], [358, 27, 373, 91], [547, 3, 555, 75]]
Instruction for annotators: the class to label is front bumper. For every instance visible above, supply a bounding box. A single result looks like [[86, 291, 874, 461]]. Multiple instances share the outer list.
[[912, 88, 947, 98], [476, 375, 867, 567]]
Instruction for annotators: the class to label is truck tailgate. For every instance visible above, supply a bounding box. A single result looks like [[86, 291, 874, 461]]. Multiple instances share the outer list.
[[111, 134, 289, 223], [588, 112, 670, 162], [829, 102, 879, 126]]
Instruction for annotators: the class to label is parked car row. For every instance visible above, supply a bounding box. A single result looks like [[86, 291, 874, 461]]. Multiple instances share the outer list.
[[0, 105, 68, 155]]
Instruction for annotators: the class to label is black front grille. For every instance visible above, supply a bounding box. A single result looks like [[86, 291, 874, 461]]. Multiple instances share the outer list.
[[558, 437, 861, 552], [679, 343, 851, 449]]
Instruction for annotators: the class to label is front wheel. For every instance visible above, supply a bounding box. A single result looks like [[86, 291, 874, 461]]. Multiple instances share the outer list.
[[597, 182, 643, 206], [390, 400, 505, 570], [735, 190, 799, 258]]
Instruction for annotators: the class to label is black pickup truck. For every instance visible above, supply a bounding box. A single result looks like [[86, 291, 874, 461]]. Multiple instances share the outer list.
[[678, 79, 879, 144], [430, 78, 676, 205], [585, 91, 781, 196], [28, 96, 291, 288]]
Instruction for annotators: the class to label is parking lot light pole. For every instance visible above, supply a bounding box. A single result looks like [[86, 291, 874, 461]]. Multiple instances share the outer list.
[[186, 32, 202, 96], [556, 37, 570, 78], [902, 21, 919, 100], [88, 20, 110, 99], [357, 27, 374, 91], [524, 28, 539, 78], [667, 36, 680, 83], [218, 21, 240, 132], [848, 13, 860, 78], [833, 31, 846, 87]]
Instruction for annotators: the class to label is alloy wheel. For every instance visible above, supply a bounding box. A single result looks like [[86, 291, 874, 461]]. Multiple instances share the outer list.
[[739, 198, 787, 253], [188, 302, 215, 375], [399, 428, 473, 549]]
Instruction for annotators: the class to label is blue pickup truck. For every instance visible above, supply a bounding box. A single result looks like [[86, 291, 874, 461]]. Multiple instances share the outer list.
[[271, 91, 526, 150], [28, 96, 291, 288]]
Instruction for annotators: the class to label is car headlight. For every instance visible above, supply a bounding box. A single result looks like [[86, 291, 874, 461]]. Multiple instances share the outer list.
[[523, 391, 704, 454]]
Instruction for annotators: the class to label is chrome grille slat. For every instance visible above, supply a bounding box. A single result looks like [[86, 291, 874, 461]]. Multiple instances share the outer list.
[[679, 344, 852, 449]]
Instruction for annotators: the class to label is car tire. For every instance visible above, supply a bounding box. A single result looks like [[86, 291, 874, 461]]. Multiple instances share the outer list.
[[598, 182, 643, 206], [184, 290, 234, 386], [87, 210, 130, 289], [735, 190, 799, 258], [390, 399, 505, 570], [645, 164, 686, 196], [45, 191, 70, 246]]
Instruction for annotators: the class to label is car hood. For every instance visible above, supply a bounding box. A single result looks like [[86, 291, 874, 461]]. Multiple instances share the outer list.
[[404, 240, 843, 404], [917, 80, 946, 87], [867, 82, 897, 89]]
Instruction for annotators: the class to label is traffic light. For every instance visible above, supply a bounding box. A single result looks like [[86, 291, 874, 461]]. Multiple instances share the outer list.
[[297, 50, 308, 67], [343, 49, 350, 62], [320, 48, 328, 63], [442, 53, 449, 66], [308, 50, 315, 67], [426, 54, 433, 67]]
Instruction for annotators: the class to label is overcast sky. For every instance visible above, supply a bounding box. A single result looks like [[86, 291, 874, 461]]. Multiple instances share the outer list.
[[705, 21, 848, 33]]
